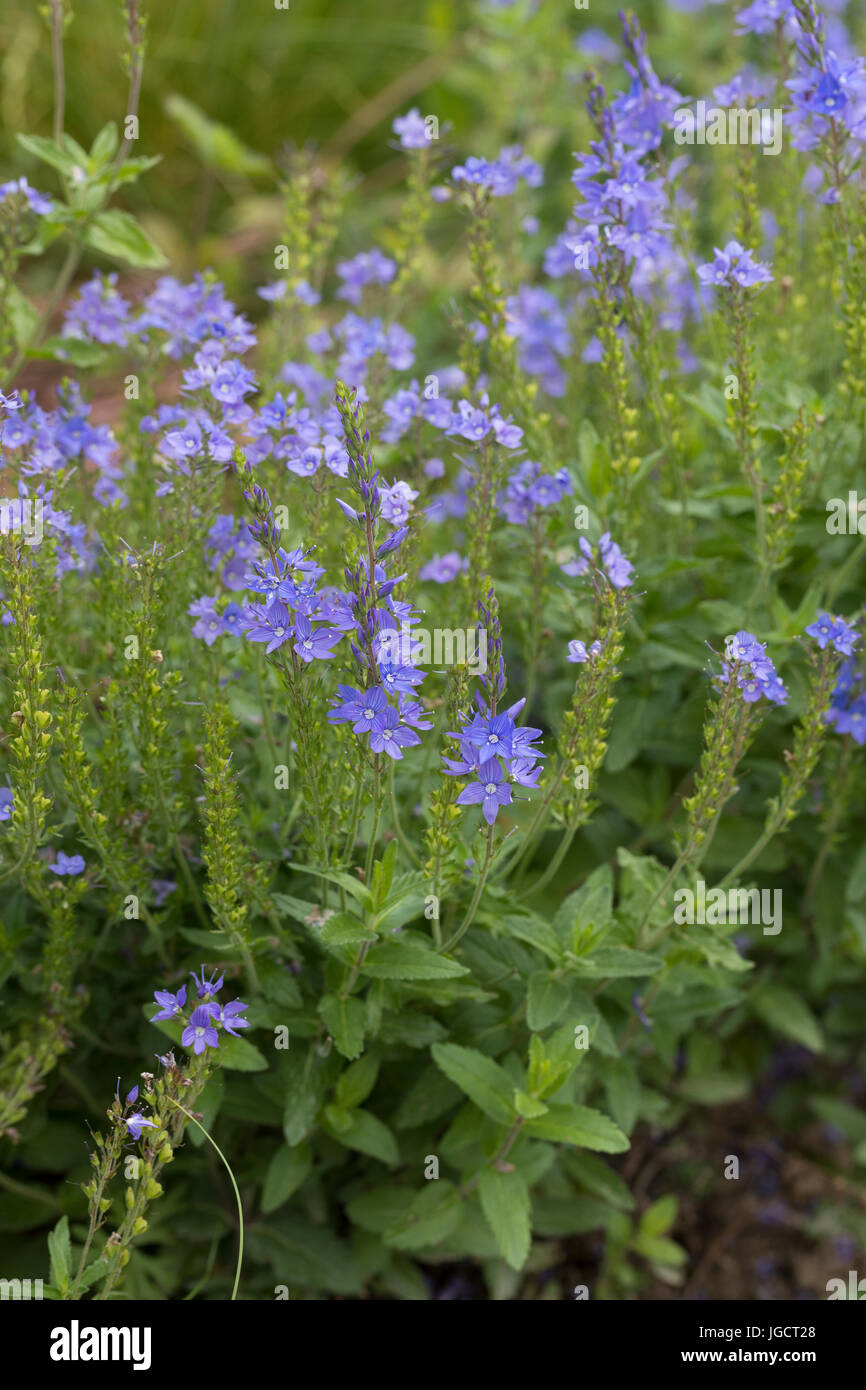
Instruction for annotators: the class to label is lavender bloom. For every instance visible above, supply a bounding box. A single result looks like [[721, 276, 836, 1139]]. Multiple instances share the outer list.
[[393, 108, 432, 149], [567, 639, 602, 663], [151, 985, 187, 1021], [0, 787, 12, 822], [0, 176, 53, 215], [49, 852, 86, 877], [63, 274, 132, 346], [697, 241, 773, 289], [210, 1000, 250, 1037], [563, 532, 634, 589], [723, 631, 788, 705], [336, 249, 396, 305], [805, 611, 858, 655], [190, 966, 225, 999], [182, 1005, 221, 1055], [126, 1113, 158, 1140], [419, 552, 465, 583], [456, 761, 513, 826]]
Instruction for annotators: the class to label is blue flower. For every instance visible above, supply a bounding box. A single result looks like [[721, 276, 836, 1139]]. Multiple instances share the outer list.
[[126, 1112, 158, 1140], [456, 761, 513, 826], [190, 966, 225, 1000], [49, 852, 86, 877], [805, 611, 858, 655], [182, 1005, 221, 1055], [151, 985, 187, 1021]]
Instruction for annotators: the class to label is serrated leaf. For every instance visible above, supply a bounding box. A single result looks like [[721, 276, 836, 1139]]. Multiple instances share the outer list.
[[563, 1151, 635, 1211], [478, 1167, 531, 1270], [335, 1052, 379, 1109], [83, 210, 167, 268], [570, 946, 664, 979], [751, 984, 824, 1053], [526, 971, 571, 1031], [385, 1182, 463, 1251], [604, 1058, 641, 1133], [323, 1107, 399, 1166], [319, 993, 366, 1060], [431, 1043, 516, 1124], [288, 863, 372, 910], [315, 912, 376, 948], [362, 940, 469, 980], [525, 1103, 629, 1153], [261, 1144, 312, 1214]]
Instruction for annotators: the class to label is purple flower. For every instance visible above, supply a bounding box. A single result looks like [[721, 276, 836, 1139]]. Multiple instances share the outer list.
[[182, 1005, 220, 1055], [456, 761, 513, 825], [210, 1000, 250, 1037], [567, 639, 602, 664], [336, 249, 396, 306], [393, 108, 432, 149], [0, 786, 12, 822], [697, 241, 773, 289], [0, 176, 53, 215], [190, 965, 225, 999], [126, 1112, 158, 1140], [151, 985, 187, 1021], [805, 611, 858, 655], [292, 613, 343, 663], [328, 684, 388, 733], [242, 600, 293, 654], [125, 1085, 139, 1105], [419, 551, 465, 583], [369, 707, 421, 760], [49, 851, 86, 877]]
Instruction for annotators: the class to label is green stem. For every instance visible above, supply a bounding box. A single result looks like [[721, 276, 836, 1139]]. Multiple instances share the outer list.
[[166, 1099, 244, 1301]]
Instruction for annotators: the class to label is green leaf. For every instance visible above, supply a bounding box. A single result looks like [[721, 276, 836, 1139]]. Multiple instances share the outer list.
[[282, 1053, 327, 1146], [48, 1215, 71, 1294], [76, 1258, 107, 1293], [570, 946, 664, 979], [526, 971, 571, 1031], [319, 993, 366, 1060], [750, 984, 824, 1053], [563, 1151, 635, 1211], [502, 912, 563, 962], [513, 1089, 549, 1119], [335, 1052, 379, 1109], [525, 1103, 629, 1153], [322, 1107, 399, 1166], [288, 863, 372, 910], [17, 133, 81, 176], [604, 1058, 641, 1133], [478, 1167, 531, 1270], [164, 93, 272, 176], [7, 286, 40, 350], [262, 1144, 312, 1214], [315, 912, 376, 948], [553, 865, 614, 948], [385, 1182, 463, 1251], [640, 1194, 678, 1238], [362, 939, 469, 980], [90, 122, 119, 166], [83, 210, 167, 268], [431, 1043, 516, 1124]]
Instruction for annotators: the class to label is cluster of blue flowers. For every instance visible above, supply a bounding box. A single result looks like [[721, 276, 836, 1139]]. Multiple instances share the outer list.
[[562, 531, 635, 590], [826, 660, 866, 743], [150, 968, 250, 1056], [723, 631, 788, 705], [697, 241, 774, 290], [499, 460, 573, 524]]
